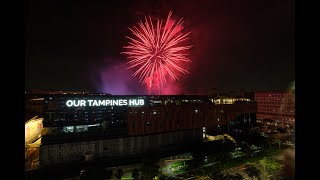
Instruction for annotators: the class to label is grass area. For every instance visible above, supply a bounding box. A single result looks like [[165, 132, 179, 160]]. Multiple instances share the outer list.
[[219, 149, 280, 170], [185, 147, 283, 176]]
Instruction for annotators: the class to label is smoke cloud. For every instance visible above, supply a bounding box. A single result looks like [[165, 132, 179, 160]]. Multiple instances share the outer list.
[[95, 59, 146, 95], [93, 55, 189, 95]]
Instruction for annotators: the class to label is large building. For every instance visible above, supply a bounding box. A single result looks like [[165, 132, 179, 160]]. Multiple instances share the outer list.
[[254, 91, 295, 127], [25, 92, 257, 166]]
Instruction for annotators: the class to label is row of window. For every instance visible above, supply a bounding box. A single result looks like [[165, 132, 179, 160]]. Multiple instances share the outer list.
[[62, 123, 100, 133], [131, 120, 206, 130], [129, 109, 201, 116], [258, 107, 295, 110], [258, 108, 294, 112], [53, 118, 102, 121], [258, 114, 295, 118], [257, 102, 294, 105], [258, 104, 294, 106], [257, 117, 295, 121], [255, 94, 292, 97]]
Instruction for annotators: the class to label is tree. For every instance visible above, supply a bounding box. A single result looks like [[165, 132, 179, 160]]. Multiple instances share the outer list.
[[260, 157, 282, 178], [209, 171, 224, 180], [140, 162, 160, 180], [245, 164, 261, 179], [224, 173, 244, 180], [80, 167, 107, 180], [274, 139, 282, 150], [211, 172, 243, 180], [158, 174, 167, 180], [106, 169, 113, 180], [191, 151, 205, 167], [132, 168, 140, 180], [115, 168, 124, 180], [232, 173, 244, 180]]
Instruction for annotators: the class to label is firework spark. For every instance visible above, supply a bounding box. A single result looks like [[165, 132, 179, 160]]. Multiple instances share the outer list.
[[122, 11, 192, 94]]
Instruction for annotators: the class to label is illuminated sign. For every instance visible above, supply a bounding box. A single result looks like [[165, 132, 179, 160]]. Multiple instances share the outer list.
[[66, 99, 145, 107]]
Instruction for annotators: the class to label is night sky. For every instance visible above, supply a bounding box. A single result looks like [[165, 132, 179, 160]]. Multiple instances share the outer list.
[[25, 0, 294, 94]]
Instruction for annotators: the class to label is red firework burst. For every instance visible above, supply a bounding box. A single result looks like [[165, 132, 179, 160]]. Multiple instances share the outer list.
[[122, 11, 192, 94]]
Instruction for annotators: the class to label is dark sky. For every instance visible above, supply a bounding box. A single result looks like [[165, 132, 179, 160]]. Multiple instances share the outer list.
[[25, 0, 294, 94]]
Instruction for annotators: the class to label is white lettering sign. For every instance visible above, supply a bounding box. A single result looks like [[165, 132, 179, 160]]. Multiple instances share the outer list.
[[66, 99, 145, 107]]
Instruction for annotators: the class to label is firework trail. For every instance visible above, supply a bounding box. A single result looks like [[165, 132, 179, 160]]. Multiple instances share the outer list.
[[122, 11, 192, 94]]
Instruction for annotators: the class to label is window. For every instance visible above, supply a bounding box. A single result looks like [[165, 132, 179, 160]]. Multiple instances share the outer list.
[[63, 126, 74, 133]]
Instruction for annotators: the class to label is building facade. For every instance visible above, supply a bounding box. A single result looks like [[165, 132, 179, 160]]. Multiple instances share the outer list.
[[40, 129, 201, 166], [25, 92, 257, 166], [254, 91, 295, 127]]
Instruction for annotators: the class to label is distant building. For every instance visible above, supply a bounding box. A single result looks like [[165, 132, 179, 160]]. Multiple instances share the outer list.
[[25, 89, 93, 95], [254, 91, 295, 127]]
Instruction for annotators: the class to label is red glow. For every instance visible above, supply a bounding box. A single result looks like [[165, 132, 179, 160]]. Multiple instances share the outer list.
[[122, 11, 192, 94]]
